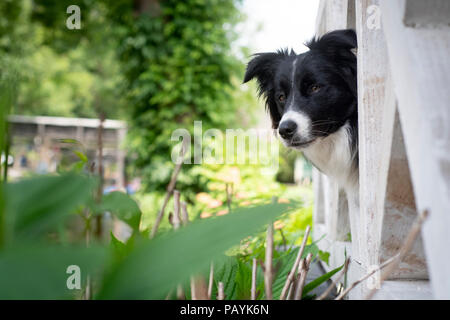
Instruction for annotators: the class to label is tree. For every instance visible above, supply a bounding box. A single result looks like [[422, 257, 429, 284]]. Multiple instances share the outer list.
[[0, 0, 256, 194], [107, 0, 246, 192], [0, 0, 127, 119]]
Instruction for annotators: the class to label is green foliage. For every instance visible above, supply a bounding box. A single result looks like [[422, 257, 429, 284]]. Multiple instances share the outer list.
[[137, 157, 303, 234], [303, 263, 344, 297], [0, 161, 331, 299], [0, 0, 259, 195], [99, 191, 142, 232], [209, 240, 338, 300], [211, 257, 240, 299], [5, 173, 96, 242], [0, 162, 313, 299], [109, 0, 248, 192], [0, 244, 107, 299], [0, 1, 337, 301], [0, 0, 127, 119], [276, 147, 298, 183], [98, 202, 291, 299]]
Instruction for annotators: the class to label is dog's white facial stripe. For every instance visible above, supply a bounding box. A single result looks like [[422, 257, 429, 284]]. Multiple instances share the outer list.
[[278, 56, 312, 144], [291, 58, 298, 90], [279, 110, 311, 140], [288, 57, 298, 109]]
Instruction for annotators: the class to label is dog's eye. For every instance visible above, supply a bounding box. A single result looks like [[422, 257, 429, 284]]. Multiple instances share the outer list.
[[309, 84, 321, 94], [278, 94, 286, 102]]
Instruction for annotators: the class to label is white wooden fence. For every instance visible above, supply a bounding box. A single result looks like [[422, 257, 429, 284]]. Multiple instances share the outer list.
[[313, 0, 450, 299]]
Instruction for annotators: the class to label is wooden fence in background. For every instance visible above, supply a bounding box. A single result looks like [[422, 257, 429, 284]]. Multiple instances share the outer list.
[[8, 115, 127, 189]]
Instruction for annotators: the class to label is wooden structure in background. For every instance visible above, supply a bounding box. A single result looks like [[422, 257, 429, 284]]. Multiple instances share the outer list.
[[8, 115, 127, 188], [313, 0, 450, 299]]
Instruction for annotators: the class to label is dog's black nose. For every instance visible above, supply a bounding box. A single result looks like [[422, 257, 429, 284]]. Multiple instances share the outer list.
[[279, 120, 297, 139]]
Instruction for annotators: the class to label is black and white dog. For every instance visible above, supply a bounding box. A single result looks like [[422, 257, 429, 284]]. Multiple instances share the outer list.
[[243, 29, 358, 193]]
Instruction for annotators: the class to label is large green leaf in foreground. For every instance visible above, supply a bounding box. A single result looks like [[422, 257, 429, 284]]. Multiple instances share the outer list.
[[97, 202, 293, 299], [0, 244, 107, 299], [5, 174, 96, 241]]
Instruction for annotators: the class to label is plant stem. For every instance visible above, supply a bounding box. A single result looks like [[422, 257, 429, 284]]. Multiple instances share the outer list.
[[317, 257, 351, 300], [0, 183, 3, 249], [172, 190, 181, 229], [335, 255, 395, 300], [251, 258, 257, 300], [264, 222, 274, 300], [208, 262, 214, 299], [181, 201, 189, 226], [336, 209, 429, 300], [95, 113, 105, 240], [294, 253, 313, 300], [280, 225, 311, 300], [191, 276, 208, 300], [226, 183, 233, 213], [2, 129, 9, 182], [150, 141, 187, 238], [217, 282, 225, 300], [365, 209, 429, 300]]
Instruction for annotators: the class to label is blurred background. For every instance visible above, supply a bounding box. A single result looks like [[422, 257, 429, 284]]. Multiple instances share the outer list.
[[0, 0, 319, 235]]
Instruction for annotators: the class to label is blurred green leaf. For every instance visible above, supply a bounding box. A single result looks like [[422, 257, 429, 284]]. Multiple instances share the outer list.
[[57, 138, 81, 145], [318, 250, 330, 266], [5, 174, 96, 241], [96, 202, 292, 299], [0, 244, 108, 299], [99, 191, 142, 232], [73, 150, 88, 163], [110, 232, 127, 257]]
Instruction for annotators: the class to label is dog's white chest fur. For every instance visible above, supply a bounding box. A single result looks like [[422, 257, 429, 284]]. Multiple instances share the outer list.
[[302, 122, 358, 191]]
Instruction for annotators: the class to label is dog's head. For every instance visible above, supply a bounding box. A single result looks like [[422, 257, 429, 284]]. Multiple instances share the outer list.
[[243, 29, 357, 149]]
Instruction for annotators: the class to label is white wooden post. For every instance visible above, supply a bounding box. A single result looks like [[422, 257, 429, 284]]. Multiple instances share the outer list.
[[380, 0, 450, 299], [312, 0, 446, 299], [312, 0, 361, 297]]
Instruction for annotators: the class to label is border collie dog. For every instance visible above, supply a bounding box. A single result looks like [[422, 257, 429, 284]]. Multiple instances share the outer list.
[[243, 29, 358, 193]]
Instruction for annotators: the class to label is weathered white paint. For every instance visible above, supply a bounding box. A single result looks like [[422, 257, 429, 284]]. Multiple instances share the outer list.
[[313, 168, 325, 225], [356, 1, 393, 288], [403, 0, 450, 28], [312, 0, 364, 299], [380, 0, 450, 299], [311, 0, 449, 299], [371, 280, 432, 300]]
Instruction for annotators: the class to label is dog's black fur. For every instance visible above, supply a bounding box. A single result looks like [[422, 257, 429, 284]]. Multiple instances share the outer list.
[[243, 29, 358, 186]]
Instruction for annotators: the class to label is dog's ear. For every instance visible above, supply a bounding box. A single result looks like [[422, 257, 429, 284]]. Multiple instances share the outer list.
[[306, 29, 357, 54], [243, 52, 282, 89], [243, 52, 285, 129], [307, 29, 357, 96]]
